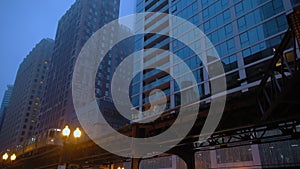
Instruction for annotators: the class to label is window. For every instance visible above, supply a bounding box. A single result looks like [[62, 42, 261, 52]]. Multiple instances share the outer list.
[[227, 39, 235, 53], [172, 5, 177, 12], [237, 17, 246, 30], [240, 32, 249, 48], [204, 21, 210, 32], [222, 55, 237, 72], [132, 95, 139, 107], [235, 2, 243, 16], [96, 89, 101, 94], [223, 10, 230, 22], [242, 48, 251, 58], [225, 24, 233, 37], [203, 9, 209, 19]]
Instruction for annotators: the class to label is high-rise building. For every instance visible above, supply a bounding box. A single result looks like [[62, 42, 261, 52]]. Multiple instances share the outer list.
[[36, 0, 128, 135], [131, 0, 298, 168], [0, 39, 54, 151], [132, 0, 294, 122], [0, 85, 14, 131]]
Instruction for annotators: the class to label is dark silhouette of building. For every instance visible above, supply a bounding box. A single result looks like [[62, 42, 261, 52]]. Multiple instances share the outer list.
[[0, 39, 54, 151]]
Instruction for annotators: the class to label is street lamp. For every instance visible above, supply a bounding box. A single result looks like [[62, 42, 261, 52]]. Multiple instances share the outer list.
[[10, 154, 16, 161], [62, 125, 82, 142], [73, 127, 81, 139], [59, 125, 82, 168], [62, 125, 71, 137], [117, 167, 124, 169], [2, 153, 16, 168], [2, 153, 8, 161]]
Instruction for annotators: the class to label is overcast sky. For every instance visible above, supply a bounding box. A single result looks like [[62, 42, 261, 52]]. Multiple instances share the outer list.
[[0, 0, 135, 103]]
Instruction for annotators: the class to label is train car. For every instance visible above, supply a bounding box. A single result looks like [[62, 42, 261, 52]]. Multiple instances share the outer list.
[[45, 128, 63, 145]]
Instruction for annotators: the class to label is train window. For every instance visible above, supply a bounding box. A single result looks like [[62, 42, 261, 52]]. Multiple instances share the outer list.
[[49, 131, 55, 138]]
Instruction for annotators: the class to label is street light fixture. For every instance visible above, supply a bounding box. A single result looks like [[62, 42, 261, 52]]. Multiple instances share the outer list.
[[62, 125, 71, 137], [10, 154, 16, 161], [60, 125, 82, 168], [2, 153, 8, 160], [73, 127, 82, 139]]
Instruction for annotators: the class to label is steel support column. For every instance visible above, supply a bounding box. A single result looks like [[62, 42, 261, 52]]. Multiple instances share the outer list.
[[130, 158, 141, 169], [170, 146, 195, 169]]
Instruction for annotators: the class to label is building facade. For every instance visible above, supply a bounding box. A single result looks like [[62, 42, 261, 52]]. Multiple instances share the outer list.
[[0, 39, 54, 150], [36, 0, 130, 135], [132, 0, 295, 121], [130, 0, 298, 168], [0, 85, 14, 131]]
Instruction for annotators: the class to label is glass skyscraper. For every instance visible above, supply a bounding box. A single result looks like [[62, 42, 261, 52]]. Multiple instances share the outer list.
[[131, 0, 294, 120], [130, 0, 298, 168]]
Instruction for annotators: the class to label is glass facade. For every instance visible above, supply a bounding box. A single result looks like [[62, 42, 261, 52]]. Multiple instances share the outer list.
[[131, 0, 292, 121], [128, 0, 298, 168]]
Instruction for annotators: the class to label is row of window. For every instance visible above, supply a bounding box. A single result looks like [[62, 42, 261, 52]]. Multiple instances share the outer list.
[[237, 0, 285, 32], [203, 9, 231, 33], [173, 1, 198, 19], [202, 0, 229, 20], [239, 14, 287, 49]]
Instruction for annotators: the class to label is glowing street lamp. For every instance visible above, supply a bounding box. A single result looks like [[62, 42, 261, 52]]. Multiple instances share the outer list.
[[2, 153, 8, 160], [73, 127, 82, 139], [10, 154, 16, 161], [62, 125, 71, 137]]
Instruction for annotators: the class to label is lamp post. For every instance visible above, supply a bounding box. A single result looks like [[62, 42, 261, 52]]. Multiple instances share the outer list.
[[2, 153, 8, 161], [73, 127, 82, 144], [1, 153, 8, 168], [62, 125, 71, 141], [1, 153, 16, 168], [10, 154, 16, 162], [60, 125, 82, 169]]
